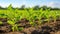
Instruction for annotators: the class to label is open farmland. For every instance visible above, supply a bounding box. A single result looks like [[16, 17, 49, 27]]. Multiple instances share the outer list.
[[0, 5, 60, 34]]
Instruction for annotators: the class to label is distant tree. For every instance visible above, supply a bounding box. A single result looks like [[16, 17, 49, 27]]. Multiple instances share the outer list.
[[40, 6, 48, 10], [20, 5, 25, 10], [33, 5, 40, 10], [52, 8, 60, 10], [0, 6, 2, 9], [0, 6, 7, 10]]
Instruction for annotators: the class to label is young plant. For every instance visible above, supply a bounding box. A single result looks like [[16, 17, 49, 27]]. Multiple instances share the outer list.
[[51, 11, 57, 23], [26, 8, 35, 25], [38, 8, 44, 24], [7, 20, 19, 32], [44, 9, 51, 23]]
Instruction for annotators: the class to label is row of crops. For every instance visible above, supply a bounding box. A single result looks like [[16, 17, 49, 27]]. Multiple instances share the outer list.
[[0, 7, 60, 31]]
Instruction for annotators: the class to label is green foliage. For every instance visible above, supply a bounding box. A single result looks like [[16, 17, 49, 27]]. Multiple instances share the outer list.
[[50, 11, 57, 23], [8, 4, 12, 10], [0, 21, 3, 25], [44, 9, 51, 23], [7, 20, 15, 25], [7, 20, 19, 32], [30, 22, 36, 26], [18, 27, 24, 31], [12, 24, 19, 32]]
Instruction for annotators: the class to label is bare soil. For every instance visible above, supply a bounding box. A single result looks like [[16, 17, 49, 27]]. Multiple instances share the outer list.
[[0, 18, 60, 34]]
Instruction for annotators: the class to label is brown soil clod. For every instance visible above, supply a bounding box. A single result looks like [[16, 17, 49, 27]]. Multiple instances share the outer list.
[[16, 18, 29, 24], [0, 18, 7, 22], [16, 18, 31, 28], [0, 25, 11, 33]]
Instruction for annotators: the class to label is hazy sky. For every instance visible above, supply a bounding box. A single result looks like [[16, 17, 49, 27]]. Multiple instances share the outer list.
[[0, 0, 60, 8]]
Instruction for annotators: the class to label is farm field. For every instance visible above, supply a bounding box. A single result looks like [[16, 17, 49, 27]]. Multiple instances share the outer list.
[[0, 6, 60, 34], [0, 0, 60, 34]]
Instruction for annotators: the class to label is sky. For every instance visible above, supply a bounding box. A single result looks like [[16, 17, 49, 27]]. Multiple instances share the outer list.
[[0, 0, 60, 8]]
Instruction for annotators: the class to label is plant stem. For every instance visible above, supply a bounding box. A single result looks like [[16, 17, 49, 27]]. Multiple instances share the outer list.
[[54, 19, 56, 23], [48, 18, 50, 23]]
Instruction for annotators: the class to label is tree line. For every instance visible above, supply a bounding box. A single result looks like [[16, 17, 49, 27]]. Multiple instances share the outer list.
[[0, 4, 60, 10]]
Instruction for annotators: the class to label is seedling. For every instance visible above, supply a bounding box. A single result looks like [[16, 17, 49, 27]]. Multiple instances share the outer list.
[[7, 20, 19, 32], [44, 9, 51, 23], [51, 11, 57, 23]]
